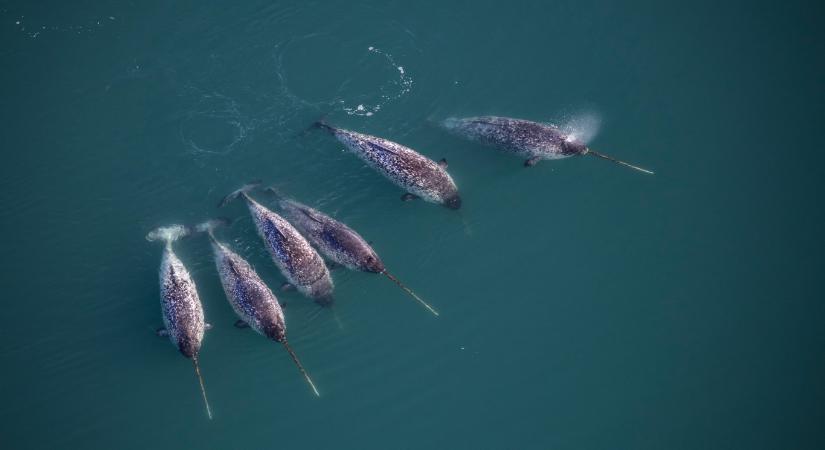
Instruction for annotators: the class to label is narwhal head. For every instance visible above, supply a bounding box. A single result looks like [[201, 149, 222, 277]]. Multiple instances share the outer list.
[[310, 278, 335, 307], [443, 193, 462, 210], [263, 322, 286, 343], [561, 134, 588, 156], [314, 294, 335, 307], [361, 252, 386, 274], [177, 333, 201, 359]]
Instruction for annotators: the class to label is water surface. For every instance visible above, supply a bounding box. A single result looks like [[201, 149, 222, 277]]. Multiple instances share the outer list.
[[1, 1, 823, 449]]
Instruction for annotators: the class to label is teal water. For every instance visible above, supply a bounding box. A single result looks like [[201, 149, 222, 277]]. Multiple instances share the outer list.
[[1, 1, 824, 449]]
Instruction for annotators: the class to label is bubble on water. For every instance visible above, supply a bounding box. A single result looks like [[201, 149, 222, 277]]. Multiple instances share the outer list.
[[8, 12, 118, 38], [272, 38, 415, 119], [342, 45, 413, 117]]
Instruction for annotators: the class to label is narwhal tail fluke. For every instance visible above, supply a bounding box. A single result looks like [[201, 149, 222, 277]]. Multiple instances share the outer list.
[[312, 119, 336, 134], [383, 271, 440, 317], [146, 225, 190, 245], [194, 218, 232, 243], [195, 218, 232, 233], [586, 149, 655, 175], [192, 357, 213, 420], [218, 180, 263, 207], [282, 340, 321, 397]]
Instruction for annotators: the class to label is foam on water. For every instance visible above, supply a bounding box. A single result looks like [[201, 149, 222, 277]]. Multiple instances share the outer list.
[[340, 46, 413, 117], [4, 10, 118, 39], [272, 38, 414, 118]]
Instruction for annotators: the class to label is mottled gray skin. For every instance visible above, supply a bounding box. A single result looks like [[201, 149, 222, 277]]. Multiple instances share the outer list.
[[277, 198, 385, 273], [208, 236, 286, 341], [443, 116, 588, 162], [157, 243, 205, 358], [244, 193, 334, 305], [319, 123, 461, 209]]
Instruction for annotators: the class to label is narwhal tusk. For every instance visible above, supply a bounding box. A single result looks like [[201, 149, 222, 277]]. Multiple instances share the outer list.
[[586, 149, 655, 175], [282, 340, 321, 397], [192, 357, 213, 420], [382, 270, 440, 317]]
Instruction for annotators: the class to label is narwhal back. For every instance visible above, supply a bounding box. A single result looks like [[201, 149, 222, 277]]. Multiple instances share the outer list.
[[279, 199, 383, 273], [444, 116, 577, 159], [333, 128, 458, 203], [158, 245, 205, 358], [246, 198, 334, 299], [210, 240, 285, 341]]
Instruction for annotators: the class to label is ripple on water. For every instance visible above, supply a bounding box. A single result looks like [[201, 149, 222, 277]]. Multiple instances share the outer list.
[[178, 91, 257, 156], [272, 34, 416, 119]]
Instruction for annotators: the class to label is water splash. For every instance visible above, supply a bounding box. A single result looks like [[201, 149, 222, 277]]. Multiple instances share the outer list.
[[560, 112, 602, 145]]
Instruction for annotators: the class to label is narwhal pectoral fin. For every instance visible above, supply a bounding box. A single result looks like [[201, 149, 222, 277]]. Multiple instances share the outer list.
[[401, 193, 419, 202], [312, 118, 335, 134], [233, 320, 250, 329], [524, 157, 541, 167], [438, 158, 448, 169], [280, 282, 296, 292], [155, 327, 169, 337], [205, 323, 213, 331]]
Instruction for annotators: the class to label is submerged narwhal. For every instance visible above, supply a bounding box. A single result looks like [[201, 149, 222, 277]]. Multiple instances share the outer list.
[[146, 225, 213, 420], [220, 182, 335, 305], [266, 189, 440, 316], [315, 121, 462, 209], [442, 116, 654, 174], [196, 219, 320, 396]]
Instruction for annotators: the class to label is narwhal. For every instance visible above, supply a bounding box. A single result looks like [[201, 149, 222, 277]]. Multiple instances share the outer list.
[[220, 182, 335, 306], [146, 225, 213, 420], [266, 189, 440, 317], [442, 116, 654, 174], [315, 121, 462, 209], [195, 219, 320, 396]]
